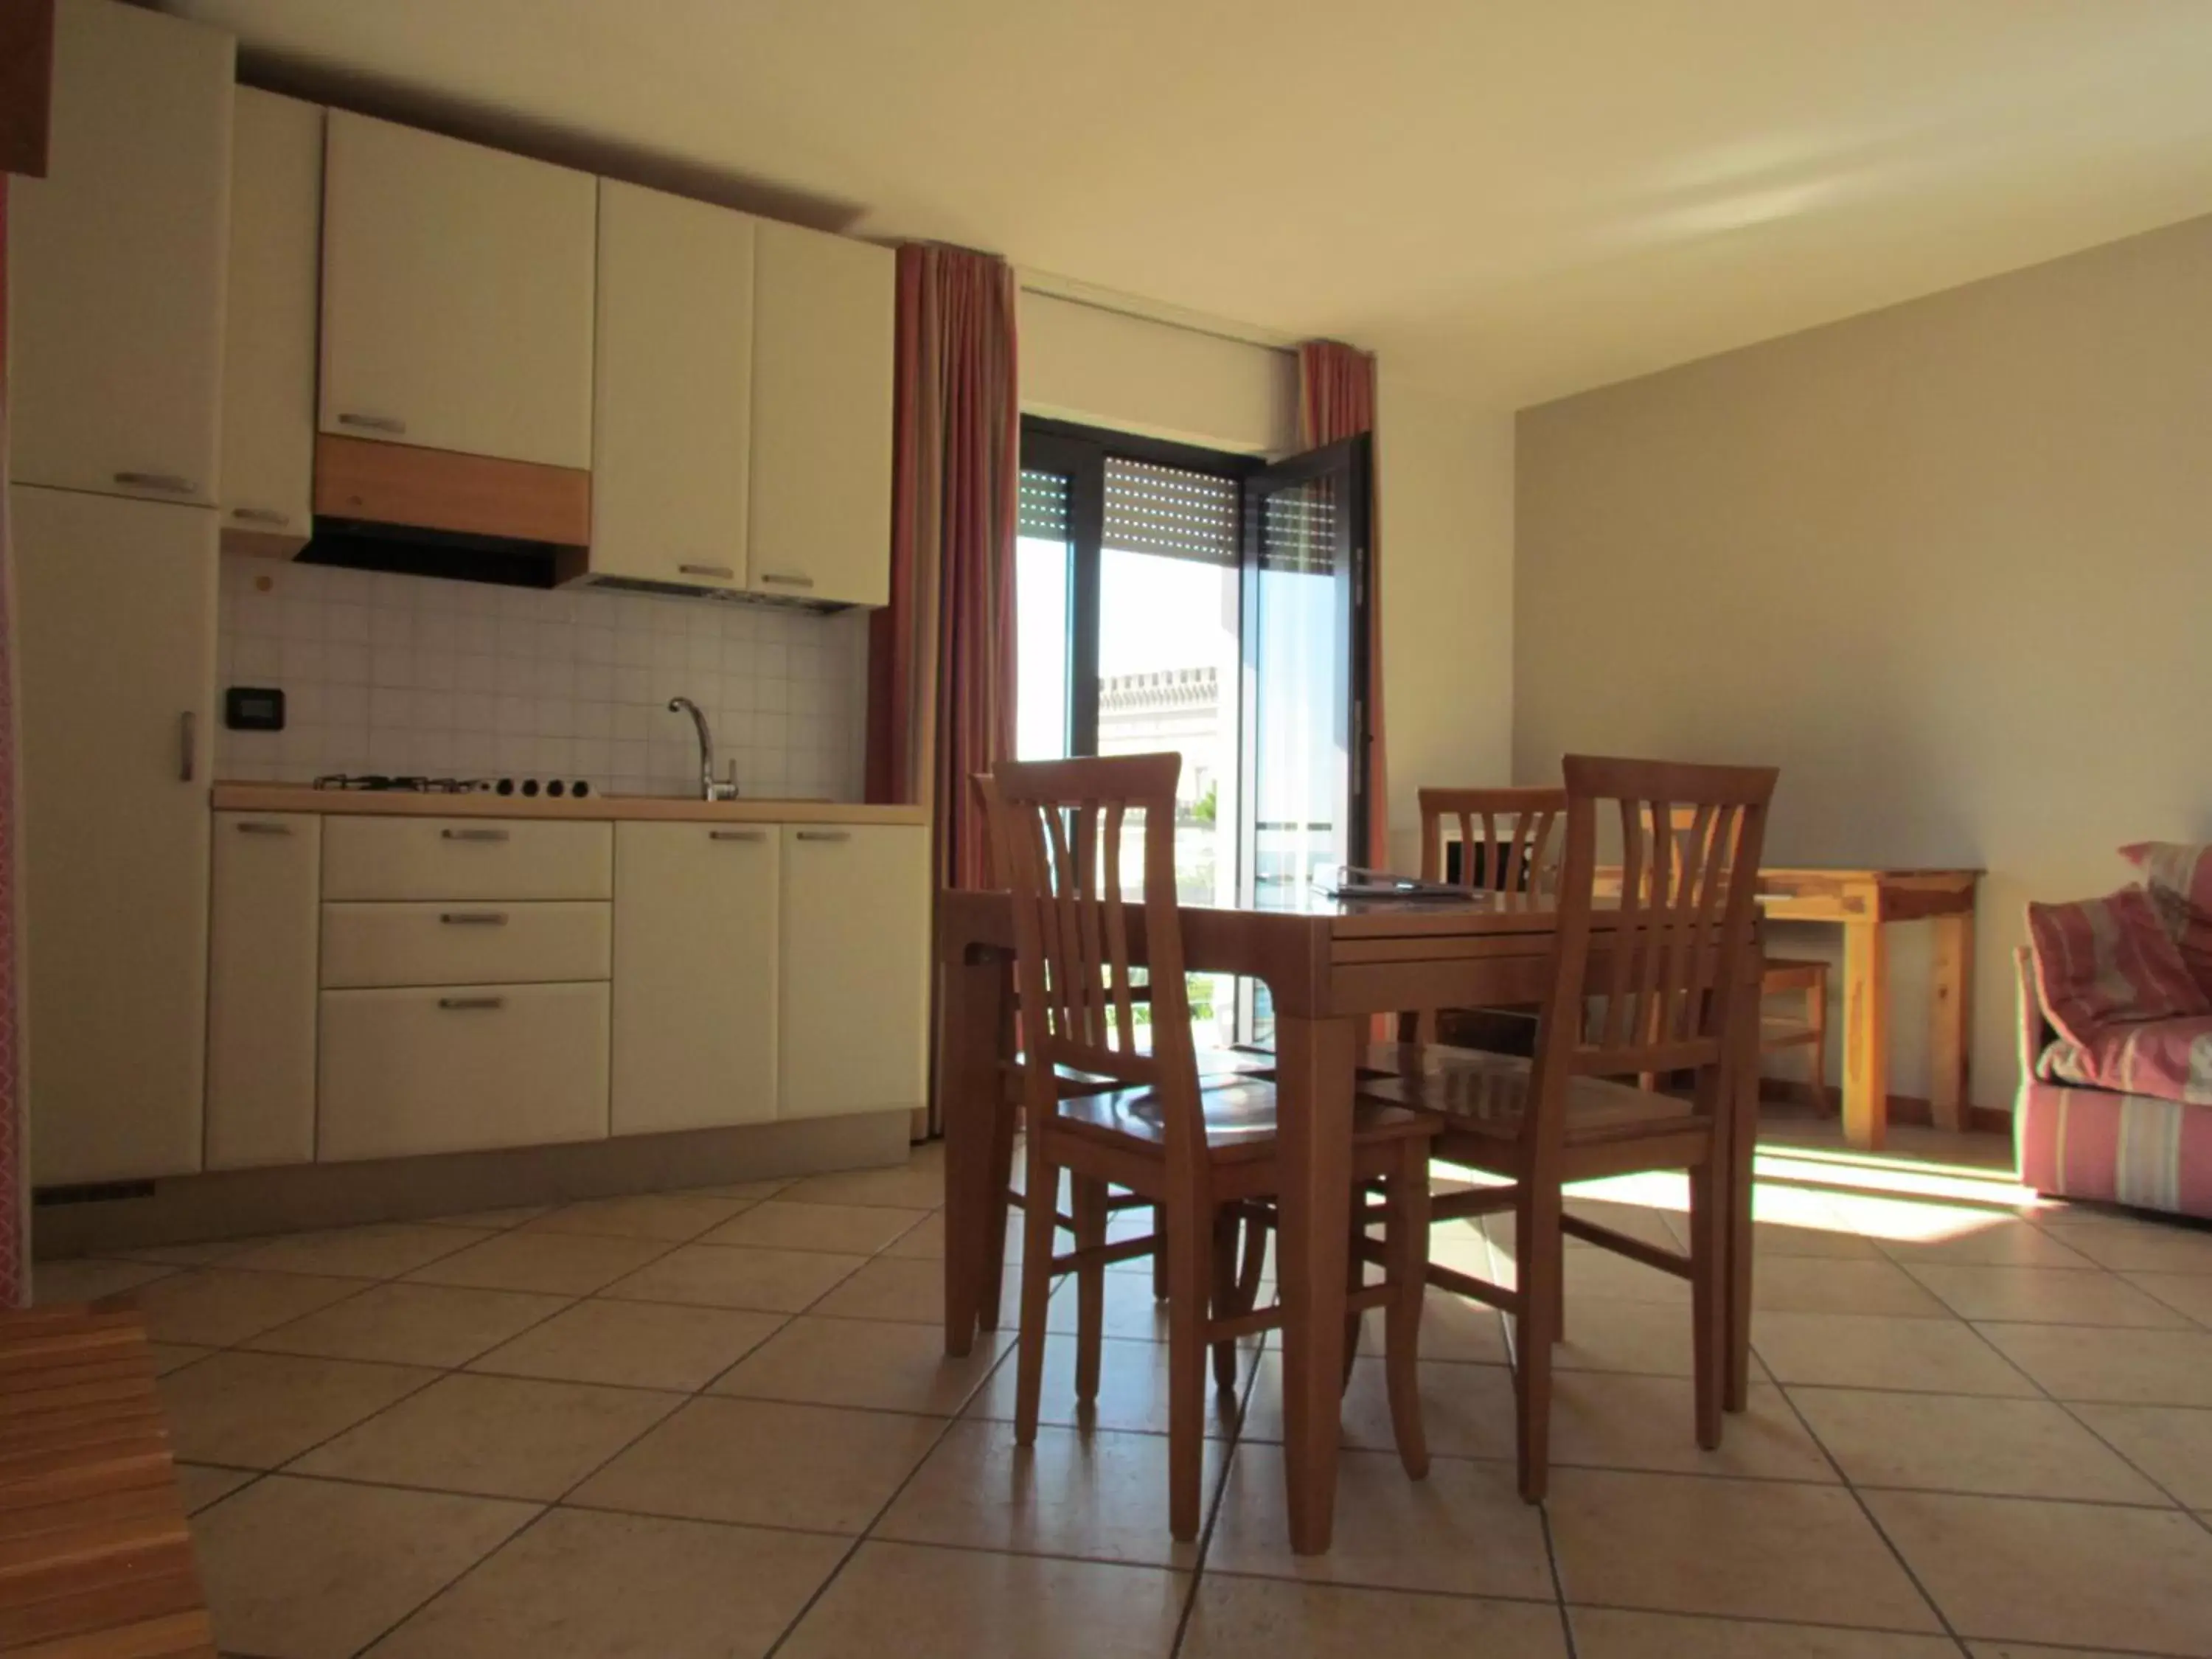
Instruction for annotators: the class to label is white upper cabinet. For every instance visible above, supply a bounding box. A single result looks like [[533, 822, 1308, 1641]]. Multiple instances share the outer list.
[[6, 0, 232, 506], [220, 88, 323, 552], [591, 181, 756, 591], [747, 220, 895, 608], [320, 111, 595, 470]]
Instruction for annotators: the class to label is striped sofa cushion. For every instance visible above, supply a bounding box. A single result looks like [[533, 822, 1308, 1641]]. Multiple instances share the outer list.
[[2025, 886, 2209, 1050], [2121, 841, 2212, 999], [2017, 1077, 2212, 1218]]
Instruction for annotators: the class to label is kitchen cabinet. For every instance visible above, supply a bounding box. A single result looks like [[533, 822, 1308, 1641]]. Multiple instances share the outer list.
[[611, 823, 779, 1135], [321, 900, 610, 989], [321, 817, 611, 902], [589, 181, 755, 593], [779, 824, 928, 1119], [747, 220, 895, 608], [220, 88, 322, 554], [206, 813, 319, 1169], [13, 487, 217, 1186], [6, 0, 232, 506], [319, 111, 595, 470]]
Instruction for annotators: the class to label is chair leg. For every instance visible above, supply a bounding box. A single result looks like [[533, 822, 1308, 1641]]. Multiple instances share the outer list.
[[1210, 1206, 1241, 1392], [1071, 1176, 1108, 1407], [1235, 1204, 1268, 1308], [1012, 1134, 1062, 1449], [1688, 1152, 1726, 1451], [1512, 1185, 1562, 1503], [1343, 1204, 1366, 1396], [1164, 1188, 1209, 1543], [1152, 1204, 1170, 1302], [1810, 970, 1832, 1117], [1383, 1138, 1430, 1480], [979, 1093, 1020, 1330]]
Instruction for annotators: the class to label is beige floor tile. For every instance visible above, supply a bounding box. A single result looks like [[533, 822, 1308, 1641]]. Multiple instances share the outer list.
[[2071, 1402, 2212, 1507], [571, 1396, 941, 1532], [1181, 1575, 1568, 1658], [175, 1463, 257, 1515], [1357, 1284, 1511, 1363], [521, 1192, 757, 1242], [1562, 1244, 1692, 1304], [1571, 1608, 1961, 1658], [817, 1253, 1021, 1324], [129, 1269, 367, 1347], [2126, 1269, 2212, 1327], [1880, 1219, 2101, 1270], [1545, 1374, 1838, 1482], [774, 1540, 1186, 1659], [295, 1372, 683, 1501], [1042, 1268, 1178, 1342], [1741, 1219, 1891, 1259], [1965, 1646, 2177, 1659], [1790, 1386, 2168, 1503], [679, 1177, 793, 1201], [29, 1257, 176, 1304], [366, 1507, 847, 1659], [116, 1237, 259, 1267], [877, 1419, 1222, 1568], [602, 1242, 866, 1312], [718, 1314, 1009, 1415], [1546, 1467, 1939, 1630], [161, 1349, 437, 1468], [148, 1342, 212, 1377], [1207, 1444, 1553, 1599], [1867, 1487, 2212, 1653], [777, 1158, 945, 1211], [192, 1474, 537, 1659], [473, 1298, 786, 1392], [883, 1208, 1026, 1264], [246, 1281, 571, 1368], [700, 1198, 931, 1254], [422, 1204, 552, 1230], [2045, 1220, 2212, 1275], [1977, 1322, 2212, 1405], [223, 1223, 493, 1280], [966, 1332, 1248, 1438], [1242, 1354, 1517, 1463], [1753, 1312, 2039, 1395], [1752, 1256, 1954, 1318], [1551, 1295, 1767, 1380], [1904, 1263, 2188, 1327], [404, 1230, 672, 1297]]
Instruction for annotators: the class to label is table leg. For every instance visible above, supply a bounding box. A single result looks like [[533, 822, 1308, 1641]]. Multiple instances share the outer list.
[[1840, 919, 1889, 1151], [940, 954, 1004, 1357], [1274, 1012, 1357, 1557], [1727, 960, 1759, 1412], [1929, 912, 1974, 1133]]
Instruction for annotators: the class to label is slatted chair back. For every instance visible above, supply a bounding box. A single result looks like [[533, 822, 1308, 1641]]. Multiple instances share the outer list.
[[1419, 787, 1568, 897], [1532, 756, 1775, 1107], [981, 754, 1204, 1162]]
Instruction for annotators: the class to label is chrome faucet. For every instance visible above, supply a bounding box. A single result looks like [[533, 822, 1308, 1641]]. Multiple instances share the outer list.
[[667, 697, 740, 800]]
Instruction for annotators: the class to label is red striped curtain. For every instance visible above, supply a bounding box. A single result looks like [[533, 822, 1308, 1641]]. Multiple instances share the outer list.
[[864, 244, 1020, 895], [0, 181, 24, 1306], [1297, 339, 1387, 872]]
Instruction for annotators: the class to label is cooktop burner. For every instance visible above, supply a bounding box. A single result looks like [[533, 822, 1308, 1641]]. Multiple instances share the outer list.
[[310, 774, 494, 793]]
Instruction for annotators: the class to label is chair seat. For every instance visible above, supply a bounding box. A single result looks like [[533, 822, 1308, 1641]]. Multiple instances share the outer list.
[[1006, 1046, 1272, 1099], [1055, 1076, 1432, 1164], [1357, 1045, 1699, 1144]]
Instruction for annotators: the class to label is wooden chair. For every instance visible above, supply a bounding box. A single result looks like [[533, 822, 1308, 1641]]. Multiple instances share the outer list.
[[984, 752, 1439, 1540], [1362, 754, 1775, 1502]]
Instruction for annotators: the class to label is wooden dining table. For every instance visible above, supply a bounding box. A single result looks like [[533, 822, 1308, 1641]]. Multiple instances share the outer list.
[[935, 882, 1764, 1554]]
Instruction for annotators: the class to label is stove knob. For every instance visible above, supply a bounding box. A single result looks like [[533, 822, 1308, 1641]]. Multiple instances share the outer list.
[[571, 779, 592, 799], [547, 779, 566, 798], [495, 778, 515, 796], [521, 778, 540, 798]]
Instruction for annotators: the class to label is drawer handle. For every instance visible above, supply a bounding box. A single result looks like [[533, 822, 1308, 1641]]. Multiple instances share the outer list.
[[114, 470, 196, 495], [795, 830, 850, 843], [709, 829, 765, 842], [439, 828, 511, 843], [337, 412, 407, 435], [439, 911, 509, 925], [437, 995, 505, 1012], [758, 571, 814, 589], [679, 563, 735, 580], [229, 506, 291, 526], [234, 819, 293, 836]]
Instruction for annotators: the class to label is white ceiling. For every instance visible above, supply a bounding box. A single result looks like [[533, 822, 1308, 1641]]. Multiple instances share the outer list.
[[164, 0, 2212, 407]]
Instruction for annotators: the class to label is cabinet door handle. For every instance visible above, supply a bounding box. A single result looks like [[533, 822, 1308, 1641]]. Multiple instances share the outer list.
[[439, 911, 509, 925], [234, 818, 292, 836], [178, 712, 196, 782], [795, 829, 850, 843], [709, 828, 765, 842], [758, 571, 814, 589], [437, 995, 505, 1012], [679, 563, 735, 580], [337, 412, 407, 435], [114, 470, 197, 495], [229, 506, 291, 526], [439, 827, 511, 843]]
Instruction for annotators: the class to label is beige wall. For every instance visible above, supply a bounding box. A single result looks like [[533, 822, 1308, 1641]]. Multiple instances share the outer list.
[[1515, 211, 2212, 1112]]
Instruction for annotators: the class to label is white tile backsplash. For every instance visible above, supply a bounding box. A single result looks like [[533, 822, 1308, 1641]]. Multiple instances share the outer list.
[[215, 557, 869, 800]]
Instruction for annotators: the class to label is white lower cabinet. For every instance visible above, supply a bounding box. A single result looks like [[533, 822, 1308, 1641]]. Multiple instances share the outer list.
[[318, 981, 610, 1162], [206, 813, 320, 1169], [612, 823, 779, 1135], [779, 824, 929, 1120]]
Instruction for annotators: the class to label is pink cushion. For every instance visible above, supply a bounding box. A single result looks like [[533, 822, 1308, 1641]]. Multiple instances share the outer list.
[[2120, 841, 2212, 997], [2026, 886, 2211, 1049]]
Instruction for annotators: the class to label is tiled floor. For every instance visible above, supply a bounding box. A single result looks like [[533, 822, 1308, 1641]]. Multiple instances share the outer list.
[[37, 1127, 2212, 1658]]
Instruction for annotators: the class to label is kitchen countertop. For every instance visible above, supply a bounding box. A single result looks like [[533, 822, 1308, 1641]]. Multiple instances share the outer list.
[[210, 782, 928, 827]]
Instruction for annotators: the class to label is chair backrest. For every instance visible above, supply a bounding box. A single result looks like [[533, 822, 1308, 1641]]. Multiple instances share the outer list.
[[1529, 755, 1776, 1131], [1419, 787, 1567, 896], [980, 753, 1206, 1157]]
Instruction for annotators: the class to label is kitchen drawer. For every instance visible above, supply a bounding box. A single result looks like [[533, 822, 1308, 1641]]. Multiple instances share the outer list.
[[321, 900, 610, 989], [322, 817, 611, 901], [317, 980, 608, 1161]]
